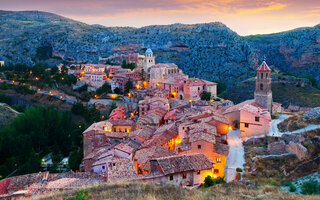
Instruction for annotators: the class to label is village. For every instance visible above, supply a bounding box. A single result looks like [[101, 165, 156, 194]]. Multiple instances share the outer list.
[[0, 49, 320, 198]]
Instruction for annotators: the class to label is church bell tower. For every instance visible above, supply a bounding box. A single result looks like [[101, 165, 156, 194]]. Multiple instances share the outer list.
[[254, 58, 273, 114]]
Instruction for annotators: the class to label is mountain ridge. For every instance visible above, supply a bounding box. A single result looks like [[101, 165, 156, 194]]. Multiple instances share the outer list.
[[0, 10, 319, 88]]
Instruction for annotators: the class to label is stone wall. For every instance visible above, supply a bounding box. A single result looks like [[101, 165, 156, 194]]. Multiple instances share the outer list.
[[286, 142, 308, 161]]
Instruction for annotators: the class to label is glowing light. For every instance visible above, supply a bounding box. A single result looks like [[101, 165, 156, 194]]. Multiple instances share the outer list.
[[61, 77, 64, 80], [29, 71, 32, 74], [12, 80, 15, 83], [130, 112, 134, 118], [136, 84, 140, 89], [156, 83, 160, 88], [49, 91, 52, 94], [38, 88, 40, 91], [35, 77, 39, 80], [142, 81, 147, 88], [60, 96, 63, 99], [228, 126, 232, 130], [94, 94, 99, 99], [210, 99, 214, 102], [175, 137, 182, 144], [81, 71, 85, 75], [111, 94, 117, 99], [189, 99, 192, 103], [127, 93, 131, 97], [213, 174, 217, 179], [102, 115, 105, 119], [92, 69, 96, 72]]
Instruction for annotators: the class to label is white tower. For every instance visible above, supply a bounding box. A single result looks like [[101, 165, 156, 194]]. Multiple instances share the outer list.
[[143, 48, 155, 72]]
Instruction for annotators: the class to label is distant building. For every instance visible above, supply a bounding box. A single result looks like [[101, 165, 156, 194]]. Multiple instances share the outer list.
[[143, 48, 155, 72], [138, 96, 168, 116], [149, 63, 182, 89], [183, 78, 217, 101]]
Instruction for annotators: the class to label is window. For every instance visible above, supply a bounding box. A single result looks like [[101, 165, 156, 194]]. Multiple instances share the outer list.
[[169, 175, 173, 181], [102, 166, 105, 169], [125, 129, 127, 132], [255, 117, 260, 122], [260, 83, 263, 91], [214, 169, 219, 174], [183, 173, 187, 179], [197, 170, 201, 175], [245, 123, 249, 128], [261, 73, 263, 79], [198, 145, 201, 149], [113, 163, 115, 166], [216, 158, 222, 163], [114, 128, 116, 132]]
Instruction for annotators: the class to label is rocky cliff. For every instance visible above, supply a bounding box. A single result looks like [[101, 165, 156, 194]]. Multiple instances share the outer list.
[[0, 10, 319, 88]]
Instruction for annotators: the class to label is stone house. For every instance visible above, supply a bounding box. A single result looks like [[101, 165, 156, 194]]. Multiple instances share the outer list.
[[183, 78, 217, 101], [139, 96, 168, 116], [224, 100, 271, 137], [109, 107, 125, 120], [149, 63, 183, 89], [148, 153, 214, 186]]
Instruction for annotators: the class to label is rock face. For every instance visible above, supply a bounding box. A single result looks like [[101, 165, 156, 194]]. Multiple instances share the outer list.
[[1, 10, 320, 89], [0, 103, 19, 127], [302, 107, 320, 120], [286, 142, 308, 161]]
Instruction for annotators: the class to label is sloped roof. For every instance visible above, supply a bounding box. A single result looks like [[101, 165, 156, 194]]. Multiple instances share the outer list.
[[213, 142, 229, 156], [129, 126, 156, 141], [134, 146, 176, 171], [137, 113, 162, 126], [164, 109, 183, 120], [153, 153, 214, 175], [140, 131, 175, 148], [257, 61, 271, 71], [114, 143, 134, 154]]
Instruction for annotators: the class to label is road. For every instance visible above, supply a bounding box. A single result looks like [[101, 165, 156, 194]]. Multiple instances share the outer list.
[[225, 129, 244, 182]]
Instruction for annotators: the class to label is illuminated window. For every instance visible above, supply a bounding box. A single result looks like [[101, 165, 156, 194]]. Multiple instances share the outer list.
[[183, 173, 187, 179], [216, 158, 222, 163], [197, 170, 200, 175], [169, 175, 173, 181], [245, 123, 249, 128], [255, 117, 260, 122]]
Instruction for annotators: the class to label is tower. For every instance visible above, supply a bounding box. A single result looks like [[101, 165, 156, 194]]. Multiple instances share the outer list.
[[254, 59, 273, 113], [143, 48, 155, 72]]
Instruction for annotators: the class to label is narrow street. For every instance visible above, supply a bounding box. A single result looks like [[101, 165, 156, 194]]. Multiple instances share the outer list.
[[225, 129, 244, 182]]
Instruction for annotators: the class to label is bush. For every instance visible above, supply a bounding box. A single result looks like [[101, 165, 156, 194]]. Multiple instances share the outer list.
[[66, 190, 88, 200], [200, 91, 211, 101], [199, 175, 226, 188], [301, 180, 320, 195], [289, 184, 296, 192], [0, 93, 10, 104], [236, 168, 243, 172]]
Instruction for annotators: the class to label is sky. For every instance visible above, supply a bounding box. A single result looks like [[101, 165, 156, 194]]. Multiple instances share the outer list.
[[1, 0, 320, 35]]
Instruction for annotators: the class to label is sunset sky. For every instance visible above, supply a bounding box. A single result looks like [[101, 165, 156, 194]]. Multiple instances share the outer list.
[[1, 0, 320, 35]]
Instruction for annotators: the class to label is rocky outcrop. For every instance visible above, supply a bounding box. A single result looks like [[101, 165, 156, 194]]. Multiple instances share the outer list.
[[0, 103, 19, 127], [302, 107, 320, 120]]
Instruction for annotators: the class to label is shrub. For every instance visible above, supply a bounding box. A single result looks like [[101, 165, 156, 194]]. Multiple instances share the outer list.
[[66, 190, 89, 200], [289, 184, 296, 192], [236, 168, 243, 172], [301, 180, 320, 195], [199, 175, 226, 188], [280, 180, 291, 186]]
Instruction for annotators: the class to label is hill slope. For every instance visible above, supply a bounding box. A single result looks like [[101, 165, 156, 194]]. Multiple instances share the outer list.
[[0, 10, 320, 98]]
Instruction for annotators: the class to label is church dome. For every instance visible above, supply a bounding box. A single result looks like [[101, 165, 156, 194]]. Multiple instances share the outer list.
[[145, 48, 153, 54]]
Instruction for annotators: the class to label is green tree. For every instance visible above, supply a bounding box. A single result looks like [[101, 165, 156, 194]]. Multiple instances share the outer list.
[[114, 87, 122, 94], [302, 180, 320, 195], [96, 82, 111, 95], [68, 148, 83, 171], [124, 78, 133, 93], [200, 91, 211, 101]]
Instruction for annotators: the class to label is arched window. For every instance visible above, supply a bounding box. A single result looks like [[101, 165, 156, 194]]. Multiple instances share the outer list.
[[260, 83, 263, 90], [261, 73, 263, 79]]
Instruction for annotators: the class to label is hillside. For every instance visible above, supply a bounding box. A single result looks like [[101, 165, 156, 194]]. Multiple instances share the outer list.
[[0, 10, 320, 104], [25, 182, 320, 200], [0, 103, 19, 127]]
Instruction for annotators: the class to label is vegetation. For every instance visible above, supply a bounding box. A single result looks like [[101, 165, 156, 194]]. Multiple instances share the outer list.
[[200, 91, 211, 101], [124, 78, 133, 93], [0, 106, 83, 179], [199, 175, 226, 188], [29, 182, 320, 200], [301, 180, 320, 195], [121, 60, 135, 71], [66, 190, 88, 200], [236, 168, 243, 172], [95, 82, 111, 95], [71, 102, 101, 123], [0, 93, 10, 104]]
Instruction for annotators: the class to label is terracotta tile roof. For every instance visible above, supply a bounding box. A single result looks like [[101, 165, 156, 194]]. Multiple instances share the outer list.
[[137, 113, 162, 126], [114, 143, 134, 154], [153, 153, 214, 175], [129, 126, 156, 141], [154, 123, 178, 135], [223, 99, 271, 120], [108, 119, 135, 126], [147, 108, 167, 118], [140, 131, 175, 148], [139, 96, 168, 105], [257, 61, 271, 71], [164, 109, 183, 120], [134, 146, 176, 171]]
